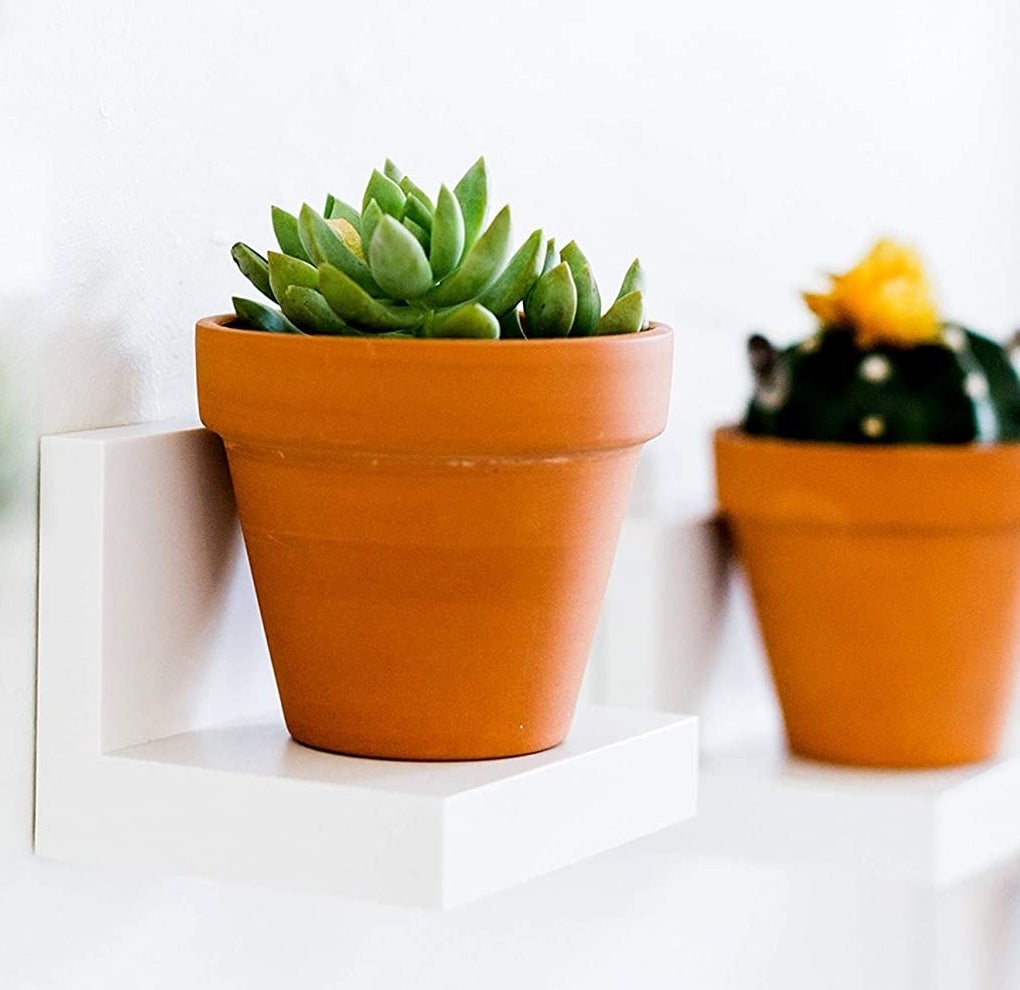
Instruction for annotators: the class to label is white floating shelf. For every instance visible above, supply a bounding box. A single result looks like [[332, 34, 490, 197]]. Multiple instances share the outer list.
[[666, 743, 1020, 887], [35, 422, 698, 908]]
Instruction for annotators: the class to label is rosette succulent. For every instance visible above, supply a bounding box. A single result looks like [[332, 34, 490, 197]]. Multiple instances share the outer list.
[[743, 239, 1020, 444], [229, 158, 648, 339]]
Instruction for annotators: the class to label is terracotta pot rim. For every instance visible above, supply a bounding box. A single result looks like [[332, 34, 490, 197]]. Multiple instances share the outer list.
[[196, 315, 674, 456], [715, 426, 1020, 529], [715, 425, 1020, 458], [198, 314, 671, 347]]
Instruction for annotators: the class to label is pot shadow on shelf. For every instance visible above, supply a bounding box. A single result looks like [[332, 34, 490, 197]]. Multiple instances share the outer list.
[[584, 509, 782, 755]]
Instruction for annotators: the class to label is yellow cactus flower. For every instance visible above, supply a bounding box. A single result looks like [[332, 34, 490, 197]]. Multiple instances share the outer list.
[[802, 238, 941, 347]]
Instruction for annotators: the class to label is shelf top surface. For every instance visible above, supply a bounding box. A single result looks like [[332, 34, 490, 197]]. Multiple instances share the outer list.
[[111, 705, 696, 799], [703, 742, 1020, 799]]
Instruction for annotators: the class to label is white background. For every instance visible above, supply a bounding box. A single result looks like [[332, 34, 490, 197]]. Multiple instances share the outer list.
[[2, 1, 1020, 986]]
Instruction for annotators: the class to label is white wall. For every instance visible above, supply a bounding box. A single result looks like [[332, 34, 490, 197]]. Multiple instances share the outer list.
[[2, 1, 1020, 986]]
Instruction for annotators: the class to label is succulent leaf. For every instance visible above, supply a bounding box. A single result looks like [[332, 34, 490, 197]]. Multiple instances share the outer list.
[[617, 258, 645, 300], [327, 218, 365, 260], [398, 175, 435, 213], [232, 296, 302, 334], [268, 251, 319, 310], [319, 263, 425, 331], [403, 194, 433, 233], [425, 204, 511, 307], [525, 263, 577, 338], [453, 157, 488, 251], [594, 290, 643, 335], [402, 217, 430, 252], [539, 237, 557, 275], [570, 264, 601, 336], [427, 303, 500, 339], [367, 215, 434, 300], [360, 199, 384, 252], [297, 204, 381, 296], [362, 169, 406, 218], [478, 228, 544, 315], [271, 206, 312, 263], [383, 158, 403, 183], [284, 285, 353, 335], [560, 241, 601, 336], [429, 184, 465, 282], [231, 243, 275, 302], [326, 196, 362, 231], [498, 308, 526, 339]]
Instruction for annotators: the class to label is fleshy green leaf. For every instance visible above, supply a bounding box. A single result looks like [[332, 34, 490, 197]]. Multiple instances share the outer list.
[[402, 216, 430, 252], [427, 303, 499, 339], [271, 206, 312, 263], [617, 258, 645, 300], [453, 157, 487, 251], [362, 168, 406, 217], [361, 200, 383, 253], [384, 158, 403, 183], [326, 196, 362, 231], [231, 243, 275, 302], [367, 215, 433, 299], [560, 242, 601, 336], [524, 262, 576, 338], [232, 296, 302, 334], [594, 290, 644, 335], [267, 251, 319, 307], [498, 308, 526, 339], [568, 264, 601, 335], [478, 229, 544, 315], [319, 264, 425, 331], [398, 175, 435, 213], [539, 237, 557, 275], [284, 285, 354, 335], [425, 204, 511, 307], [298, 204, 381, 296], [403, 194, 433, 233], [429, 184, 465, 282]]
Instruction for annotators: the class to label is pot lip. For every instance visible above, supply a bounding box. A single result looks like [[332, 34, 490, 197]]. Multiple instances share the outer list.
[[715, 425, 1020, 459], [196, 314, 673, 455], [197, 313, 671, 347], [714, 426, 1020, 529]]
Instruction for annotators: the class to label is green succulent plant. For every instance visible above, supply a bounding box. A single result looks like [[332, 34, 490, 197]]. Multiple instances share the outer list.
[[229, 158, 648, 339]]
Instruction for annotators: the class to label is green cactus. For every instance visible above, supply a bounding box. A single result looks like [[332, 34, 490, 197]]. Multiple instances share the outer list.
[[229, 158, 649, 339], [743, 324, 1020, 444], [744, 240, 1020, 444]]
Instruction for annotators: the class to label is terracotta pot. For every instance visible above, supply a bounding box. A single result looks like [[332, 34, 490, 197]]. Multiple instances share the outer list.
[[715, 427, 1020, 768], [196, 316, 673, 760]]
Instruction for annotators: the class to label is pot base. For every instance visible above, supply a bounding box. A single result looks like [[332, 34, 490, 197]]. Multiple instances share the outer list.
[[785, 736, 995, 771], [285, 727, 567, 762]]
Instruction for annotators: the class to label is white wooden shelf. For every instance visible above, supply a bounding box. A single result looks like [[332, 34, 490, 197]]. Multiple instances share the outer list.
[[35, 422, 698, 908], [588, 506, 1020, 887], [656, 742, 1020, 887]]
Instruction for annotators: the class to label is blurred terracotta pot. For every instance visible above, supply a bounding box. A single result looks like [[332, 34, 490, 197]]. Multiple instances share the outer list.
[[715, 428, 1020, 768], [196, 316, 673, 760]]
